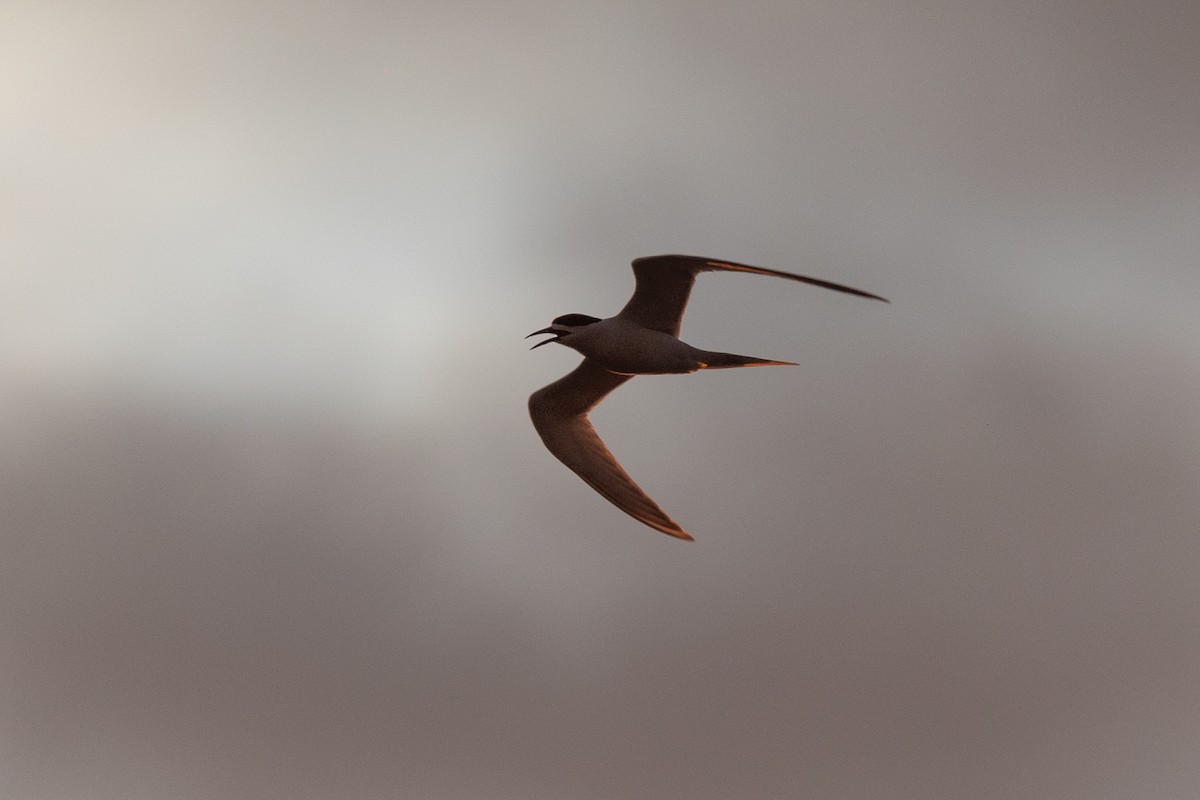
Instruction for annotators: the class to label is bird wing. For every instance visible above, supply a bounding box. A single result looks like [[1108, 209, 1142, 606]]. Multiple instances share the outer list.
[[617, 254, 888, 336], [528, 357, 692, 540]]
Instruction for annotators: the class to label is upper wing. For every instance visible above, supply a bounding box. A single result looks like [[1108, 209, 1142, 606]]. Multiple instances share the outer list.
[[528, 357, 692, 540], [617, 254, 888, 336]]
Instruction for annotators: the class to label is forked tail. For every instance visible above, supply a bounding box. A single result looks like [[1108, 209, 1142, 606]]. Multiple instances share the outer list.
[[696, 350, 798, 369]]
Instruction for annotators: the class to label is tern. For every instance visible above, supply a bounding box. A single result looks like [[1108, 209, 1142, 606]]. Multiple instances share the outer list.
[[527, 254, 887, 540]]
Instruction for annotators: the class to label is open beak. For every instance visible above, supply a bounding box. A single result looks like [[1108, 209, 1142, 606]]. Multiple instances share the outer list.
[[525, 327, 561, 350]]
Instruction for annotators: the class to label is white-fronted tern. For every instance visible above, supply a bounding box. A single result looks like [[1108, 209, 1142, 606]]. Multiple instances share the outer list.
[[527, 254, 886, 540]]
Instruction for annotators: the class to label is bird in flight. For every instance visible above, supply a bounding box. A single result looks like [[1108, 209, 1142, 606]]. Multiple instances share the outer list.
[[527, 254, 887, 540]]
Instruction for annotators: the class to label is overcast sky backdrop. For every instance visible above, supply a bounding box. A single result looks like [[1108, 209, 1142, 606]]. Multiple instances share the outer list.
[[4, 2, 1200, 798]]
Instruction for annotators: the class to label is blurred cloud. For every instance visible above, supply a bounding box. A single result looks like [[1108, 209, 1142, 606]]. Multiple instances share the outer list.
[[3, 2, 1200, 798]]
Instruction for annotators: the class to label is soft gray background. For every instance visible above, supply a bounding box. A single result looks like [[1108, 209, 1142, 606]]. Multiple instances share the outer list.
[[4, 2, 1199, 798]]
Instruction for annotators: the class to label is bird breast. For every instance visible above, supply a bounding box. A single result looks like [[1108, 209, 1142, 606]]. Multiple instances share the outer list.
[[570, 317, 702, 375]]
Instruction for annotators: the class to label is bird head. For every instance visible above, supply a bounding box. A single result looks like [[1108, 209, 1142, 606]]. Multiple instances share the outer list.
[[525, 314, 601, 350]]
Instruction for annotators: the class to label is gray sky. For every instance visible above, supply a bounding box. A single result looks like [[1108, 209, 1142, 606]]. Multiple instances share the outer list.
[[4, 2, 1200, 798]]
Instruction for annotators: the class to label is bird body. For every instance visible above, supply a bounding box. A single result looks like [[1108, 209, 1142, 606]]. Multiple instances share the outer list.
[[548, 315, 786, 375], [553, 316, 698, 374], [527, 254, 886, 540]]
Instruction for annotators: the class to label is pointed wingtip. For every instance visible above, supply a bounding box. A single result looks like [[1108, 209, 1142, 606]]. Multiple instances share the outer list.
[[646, 516, 693, 540], [844, 287, 890, 303], [646, 517, 693, 540]]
